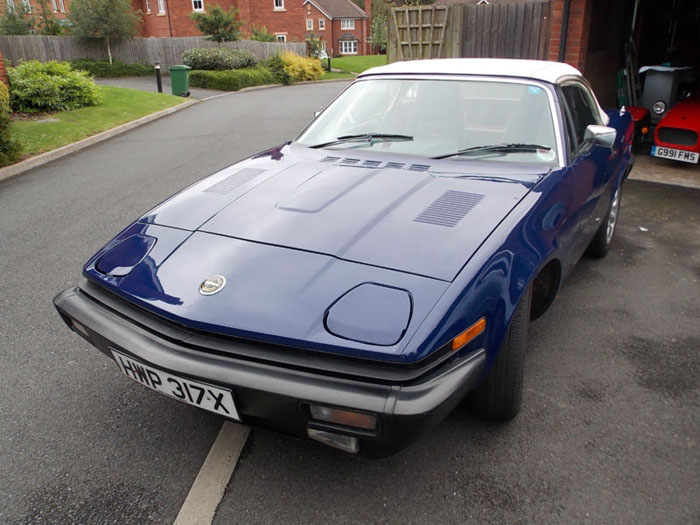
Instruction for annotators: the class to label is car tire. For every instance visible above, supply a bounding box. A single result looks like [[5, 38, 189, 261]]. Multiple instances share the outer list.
[[467, 284, 531, 422], [587, 185, 622, 259]]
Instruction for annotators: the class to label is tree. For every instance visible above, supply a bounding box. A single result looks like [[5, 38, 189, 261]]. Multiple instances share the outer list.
[[69, 0, 141, 65], [190, 4, 243, 47], [0, 4, 34, 35], [249, 24, 276, 42], [370, 13, 387, 53], [35, 0, 64, 35]]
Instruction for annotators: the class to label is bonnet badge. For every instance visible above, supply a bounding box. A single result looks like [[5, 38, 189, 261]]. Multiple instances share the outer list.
[[199, 275, 226, 296]]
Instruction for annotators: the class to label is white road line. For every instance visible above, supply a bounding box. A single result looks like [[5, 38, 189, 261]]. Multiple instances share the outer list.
[[174, 422, 250, 525]]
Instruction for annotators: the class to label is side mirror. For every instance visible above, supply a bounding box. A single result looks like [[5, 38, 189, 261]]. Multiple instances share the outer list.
[[584, 125, 616, 149]]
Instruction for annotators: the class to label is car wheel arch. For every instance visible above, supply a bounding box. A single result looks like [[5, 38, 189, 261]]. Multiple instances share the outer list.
[[529, 258, 562, 321]]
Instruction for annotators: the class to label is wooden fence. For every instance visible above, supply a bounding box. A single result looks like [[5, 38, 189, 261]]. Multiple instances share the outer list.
[[0, 36, 306, 71], [388, 0, 551, 63]]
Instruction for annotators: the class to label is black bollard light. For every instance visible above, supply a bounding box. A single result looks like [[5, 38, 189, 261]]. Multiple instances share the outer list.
[[154, 61, 162, 93]]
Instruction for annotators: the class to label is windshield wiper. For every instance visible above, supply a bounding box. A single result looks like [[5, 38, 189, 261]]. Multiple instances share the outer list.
[[309, 133, 413, 149], [433, 143, 552, 159]]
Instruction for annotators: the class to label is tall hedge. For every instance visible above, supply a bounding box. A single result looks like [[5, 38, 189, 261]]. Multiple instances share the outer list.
[[0, 82, 24, 167], [182, 48, 257, 71]]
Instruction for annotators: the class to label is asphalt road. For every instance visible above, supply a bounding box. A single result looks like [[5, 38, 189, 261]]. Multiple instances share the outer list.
[[1, 81, 699, 524]]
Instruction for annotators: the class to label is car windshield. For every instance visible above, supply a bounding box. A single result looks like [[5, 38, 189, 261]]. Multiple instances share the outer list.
[[296, 78, 559, 165]]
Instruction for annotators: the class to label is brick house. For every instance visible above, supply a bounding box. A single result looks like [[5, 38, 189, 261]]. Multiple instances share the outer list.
[[14, 0, 371, 55], [135, 0, 372, 55]]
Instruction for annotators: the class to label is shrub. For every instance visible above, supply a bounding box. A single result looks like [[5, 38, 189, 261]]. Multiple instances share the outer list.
[[249, 24, 276, 42], [265, 53, 290, 85], [70, 59, 154, 77], [0, 82, 24, 166], [182, 48, 257, 71], [279, 51, 324, 83], [8, 60, 101, 113], [189, 67, 276, 91]]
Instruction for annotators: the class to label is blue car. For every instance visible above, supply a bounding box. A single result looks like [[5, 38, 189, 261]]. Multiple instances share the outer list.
[[54, 59, 635, 457]]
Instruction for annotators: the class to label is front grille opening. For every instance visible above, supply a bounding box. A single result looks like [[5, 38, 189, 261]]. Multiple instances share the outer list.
[[658, 127, 698, 147]]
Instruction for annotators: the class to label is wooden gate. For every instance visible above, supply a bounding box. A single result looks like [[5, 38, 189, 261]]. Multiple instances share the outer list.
[[387, 0, 551, 64]]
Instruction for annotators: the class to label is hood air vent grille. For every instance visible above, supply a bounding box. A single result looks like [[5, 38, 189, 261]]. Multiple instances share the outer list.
[[204, 168, 266, 195], [414, 190, 484, 228], [319, 157, 430, 173]]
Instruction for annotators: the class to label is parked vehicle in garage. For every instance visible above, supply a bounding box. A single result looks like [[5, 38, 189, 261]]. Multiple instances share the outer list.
[[54, 59, 635, 457], [651, 89, 700, 165]]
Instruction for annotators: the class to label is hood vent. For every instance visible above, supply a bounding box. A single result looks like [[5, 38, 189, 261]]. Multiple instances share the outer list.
[[204, 168, 266, 195], [319, 156, 431, 173], [414, 190, 484, 227]]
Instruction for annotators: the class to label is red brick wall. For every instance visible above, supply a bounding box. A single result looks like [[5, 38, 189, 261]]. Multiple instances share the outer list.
[[240, 0, 309, 42], [547, 0, 592, 71]]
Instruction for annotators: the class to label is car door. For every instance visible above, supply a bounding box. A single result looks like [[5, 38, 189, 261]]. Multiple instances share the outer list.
[[559, 81, 612, 259]]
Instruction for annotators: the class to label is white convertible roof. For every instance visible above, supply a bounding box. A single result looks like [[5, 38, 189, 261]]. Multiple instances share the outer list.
[[360, 58, 582, 84]]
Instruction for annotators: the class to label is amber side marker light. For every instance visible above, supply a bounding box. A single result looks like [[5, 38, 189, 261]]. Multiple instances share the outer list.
[[452, 317, 486, 351], [641, 126, 649, 135]]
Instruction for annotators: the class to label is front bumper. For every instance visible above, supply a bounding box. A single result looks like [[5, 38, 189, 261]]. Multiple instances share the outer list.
[[54, 282, 485, 457]]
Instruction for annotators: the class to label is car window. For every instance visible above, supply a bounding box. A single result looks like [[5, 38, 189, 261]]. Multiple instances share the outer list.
[[561, 84, 600, 149], [297, 78, 559, 165]]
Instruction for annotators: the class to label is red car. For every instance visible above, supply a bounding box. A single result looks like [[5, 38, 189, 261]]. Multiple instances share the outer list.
[[651, 91, 700, 164]]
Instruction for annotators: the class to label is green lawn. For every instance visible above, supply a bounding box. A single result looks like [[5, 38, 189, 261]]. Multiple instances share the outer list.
[[329, 55, 387, 74], [320, 70, 356, 80], [11, 86, 185, 157]]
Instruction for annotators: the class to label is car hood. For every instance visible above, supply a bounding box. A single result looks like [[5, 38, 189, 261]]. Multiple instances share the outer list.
[[658, 95, 700, 132], [143, 145, 544, 281]]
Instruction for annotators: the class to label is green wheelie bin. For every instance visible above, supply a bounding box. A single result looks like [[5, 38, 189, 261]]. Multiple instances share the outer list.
[[169, 65, 191, 97]]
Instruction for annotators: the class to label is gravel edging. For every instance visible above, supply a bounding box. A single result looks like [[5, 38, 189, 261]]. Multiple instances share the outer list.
[[0, 98, 199, 184]]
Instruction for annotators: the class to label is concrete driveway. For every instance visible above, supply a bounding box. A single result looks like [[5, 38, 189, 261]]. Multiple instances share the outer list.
[[1, 82, 698, 524]]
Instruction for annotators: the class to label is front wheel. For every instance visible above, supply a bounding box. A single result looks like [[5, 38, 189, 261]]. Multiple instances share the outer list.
[[467, 285, 531, 421], [587, 185, 622, 259]]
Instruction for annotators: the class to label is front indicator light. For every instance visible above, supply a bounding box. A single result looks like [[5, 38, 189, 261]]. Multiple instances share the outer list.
[[309, 405, 377, 431], [641, 126, 649, 135], [452, 317, 486, 351]]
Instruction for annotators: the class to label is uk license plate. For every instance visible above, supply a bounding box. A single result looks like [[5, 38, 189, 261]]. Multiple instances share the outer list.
[[651, 146, 699, 164], [111, 349, 239, 420]]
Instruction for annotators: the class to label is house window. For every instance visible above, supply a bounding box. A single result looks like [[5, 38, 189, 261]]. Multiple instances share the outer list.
[[276, 34, 286, 42], [306, 19, 313, 31], [58, 0, 64, 11], [274, 0, 284, 10], [144, 0, 150, 13], [6, 0, 14, 10], [192, 0, 203, 11], [339, 40, 357, 54], [157, 0, 165, 13], [340, 19, 354, 30], [322, 41, 326, 51], [21, 0, 30, 12], [51, 0, 57, 10], [318, 18, 325, 30]]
